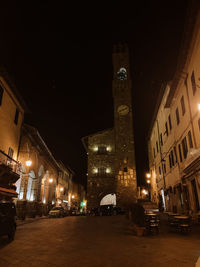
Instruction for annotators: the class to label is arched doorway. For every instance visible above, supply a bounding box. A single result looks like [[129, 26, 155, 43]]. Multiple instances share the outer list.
[[100, 193, 116, 206]]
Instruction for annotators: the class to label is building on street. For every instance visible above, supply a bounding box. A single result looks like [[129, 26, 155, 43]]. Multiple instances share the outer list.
[[82, 44, 137, 211], [148, 2, 200, 220]]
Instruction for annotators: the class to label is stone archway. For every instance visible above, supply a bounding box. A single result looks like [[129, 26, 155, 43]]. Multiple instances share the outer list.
[[100, 193, 116, 206]]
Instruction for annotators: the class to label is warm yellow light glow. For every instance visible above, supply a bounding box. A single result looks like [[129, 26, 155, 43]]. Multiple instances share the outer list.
[[49, 178, 53, 183], [106, 168, 111, 173], [93, 168, 98, 173], [146, 173, 151, 178], [58, 200, 62, 204], [106, 146, 111, 152], [25, 160, 32, 167], [60, 187, 64, 192], [147, 180, 151, 184], [198, 104, 200, 111], [142, 189, 148, 195], [93, 146, 98, 151], [72, 195, 75, 199]]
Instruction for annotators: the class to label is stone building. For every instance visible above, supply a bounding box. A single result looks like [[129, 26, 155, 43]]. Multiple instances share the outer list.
[[148, 2, 200, 219], [16, 124, 74, 217], [82, 44, 137, 211], [56, 161, 74, 209], [0, 68, 27, 198]]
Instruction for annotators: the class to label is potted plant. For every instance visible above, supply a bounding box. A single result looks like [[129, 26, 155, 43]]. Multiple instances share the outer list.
[[130, 203, 146, 236]]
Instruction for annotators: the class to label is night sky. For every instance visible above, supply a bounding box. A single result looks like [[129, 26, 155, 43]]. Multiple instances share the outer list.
[[0, 1, 188, 188]]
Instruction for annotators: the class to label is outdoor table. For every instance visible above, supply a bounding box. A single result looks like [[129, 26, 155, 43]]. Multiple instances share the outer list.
[[173, 215, 191, 233]]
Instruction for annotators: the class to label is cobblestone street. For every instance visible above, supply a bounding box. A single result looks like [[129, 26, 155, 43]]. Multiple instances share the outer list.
[[0, 215, 199, 267]]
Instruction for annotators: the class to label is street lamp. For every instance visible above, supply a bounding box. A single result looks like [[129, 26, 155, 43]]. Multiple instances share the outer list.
[[49, 178, 53, 183], [25, 160, 32, 167]]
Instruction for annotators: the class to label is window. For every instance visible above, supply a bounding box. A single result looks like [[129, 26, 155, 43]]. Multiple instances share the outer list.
[[198, 119, 200, 131], [96, 167, 106, 176], [174, 146, 177, 163], [191, 71, 197, 95], [0, 85, 3, 106], [14, 108, 19, 125], [188, 130, 193, 148], [176, 108, 180, 125], [160, 133, 163, 146], [168, 115, 172, 130], [156, 141, 159, 153], [170, 150, 174, 166], [178, 144, 183, 162], [181, 95, 186, 115], [8, 147, 14, 158], [165, 122, 168, 136], [163, 163, 166, 174], [7, 147, 14, 165], [169, 154, 172, 168], [181, 137, 188, 159]]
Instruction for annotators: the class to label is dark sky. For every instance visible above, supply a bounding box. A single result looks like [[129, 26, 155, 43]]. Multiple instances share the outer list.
[[0, 1, 188, 187]]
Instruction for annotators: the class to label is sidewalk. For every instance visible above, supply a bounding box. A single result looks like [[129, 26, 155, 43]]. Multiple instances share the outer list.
[[16, 215, 48, 226]]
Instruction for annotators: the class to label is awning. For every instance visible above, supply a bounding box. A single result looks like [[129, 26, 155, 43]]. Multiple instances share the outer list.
[[0, 187, 18, 197]]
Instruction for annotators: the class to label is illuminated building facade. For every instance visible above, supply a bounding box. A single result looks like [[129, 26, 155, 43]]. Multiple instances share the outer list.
[[82, 44, 137, 211], [148, 4, 200, 219], [0, 68, 26, 198]]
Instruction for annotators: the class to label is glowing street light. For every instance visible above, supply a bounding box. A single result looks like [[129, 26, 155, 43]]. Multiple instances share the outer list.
[[146, 173, 151, 178], [147, 180, 151, 184], [60, 187, 64, 192], [49, 178, 53, 183], [72, 195, 75, 199], [25, 160, 32, 167]]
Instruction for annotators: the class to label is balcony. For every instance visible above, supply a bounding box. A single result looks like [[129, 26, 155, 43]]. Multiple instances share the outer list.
[[0, 149, 21, 188]]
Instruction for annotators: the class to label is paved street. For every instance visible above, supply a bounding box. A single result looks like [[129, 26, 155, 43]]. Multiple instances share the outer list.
[[0, 215, 200, 267]]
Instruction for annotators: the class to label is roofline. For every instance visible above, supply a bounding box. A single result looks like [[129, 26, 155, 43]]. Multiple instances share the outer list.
[[147, 82, 168, 140], [0, 66, 29, 113], [81, 128, 114, 152], [165, 1, 200, 107]]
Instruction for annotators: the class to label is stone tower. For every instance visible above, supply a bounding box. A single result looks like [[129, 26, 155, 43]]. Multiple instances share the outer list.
[[112, 43, 137, 205], [82, 43, 137, 211]]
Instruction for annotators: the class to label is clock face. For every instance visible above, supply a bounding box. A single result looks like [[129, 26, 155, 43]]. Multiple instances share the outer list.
[[117, 105, 129, 115], [117, 67, 127, 80]]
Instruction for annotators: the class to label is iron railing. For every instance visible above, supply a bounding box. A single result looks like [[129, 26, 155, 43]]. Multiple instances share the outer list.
[[0, 149, 21, 175]]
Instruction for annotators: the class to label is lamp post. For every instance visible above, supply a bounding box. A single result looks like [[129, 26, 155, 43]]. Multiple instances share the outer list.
[[146, 172, 151, 201], [23, 160, 32, 200]]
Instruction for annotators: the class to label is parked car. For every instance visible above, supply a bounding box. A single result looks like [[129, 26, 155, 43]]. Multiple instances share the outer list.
[[48, 206, 65, 218], [70, 209, 81, 216], [0, 200, 17, 240]]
